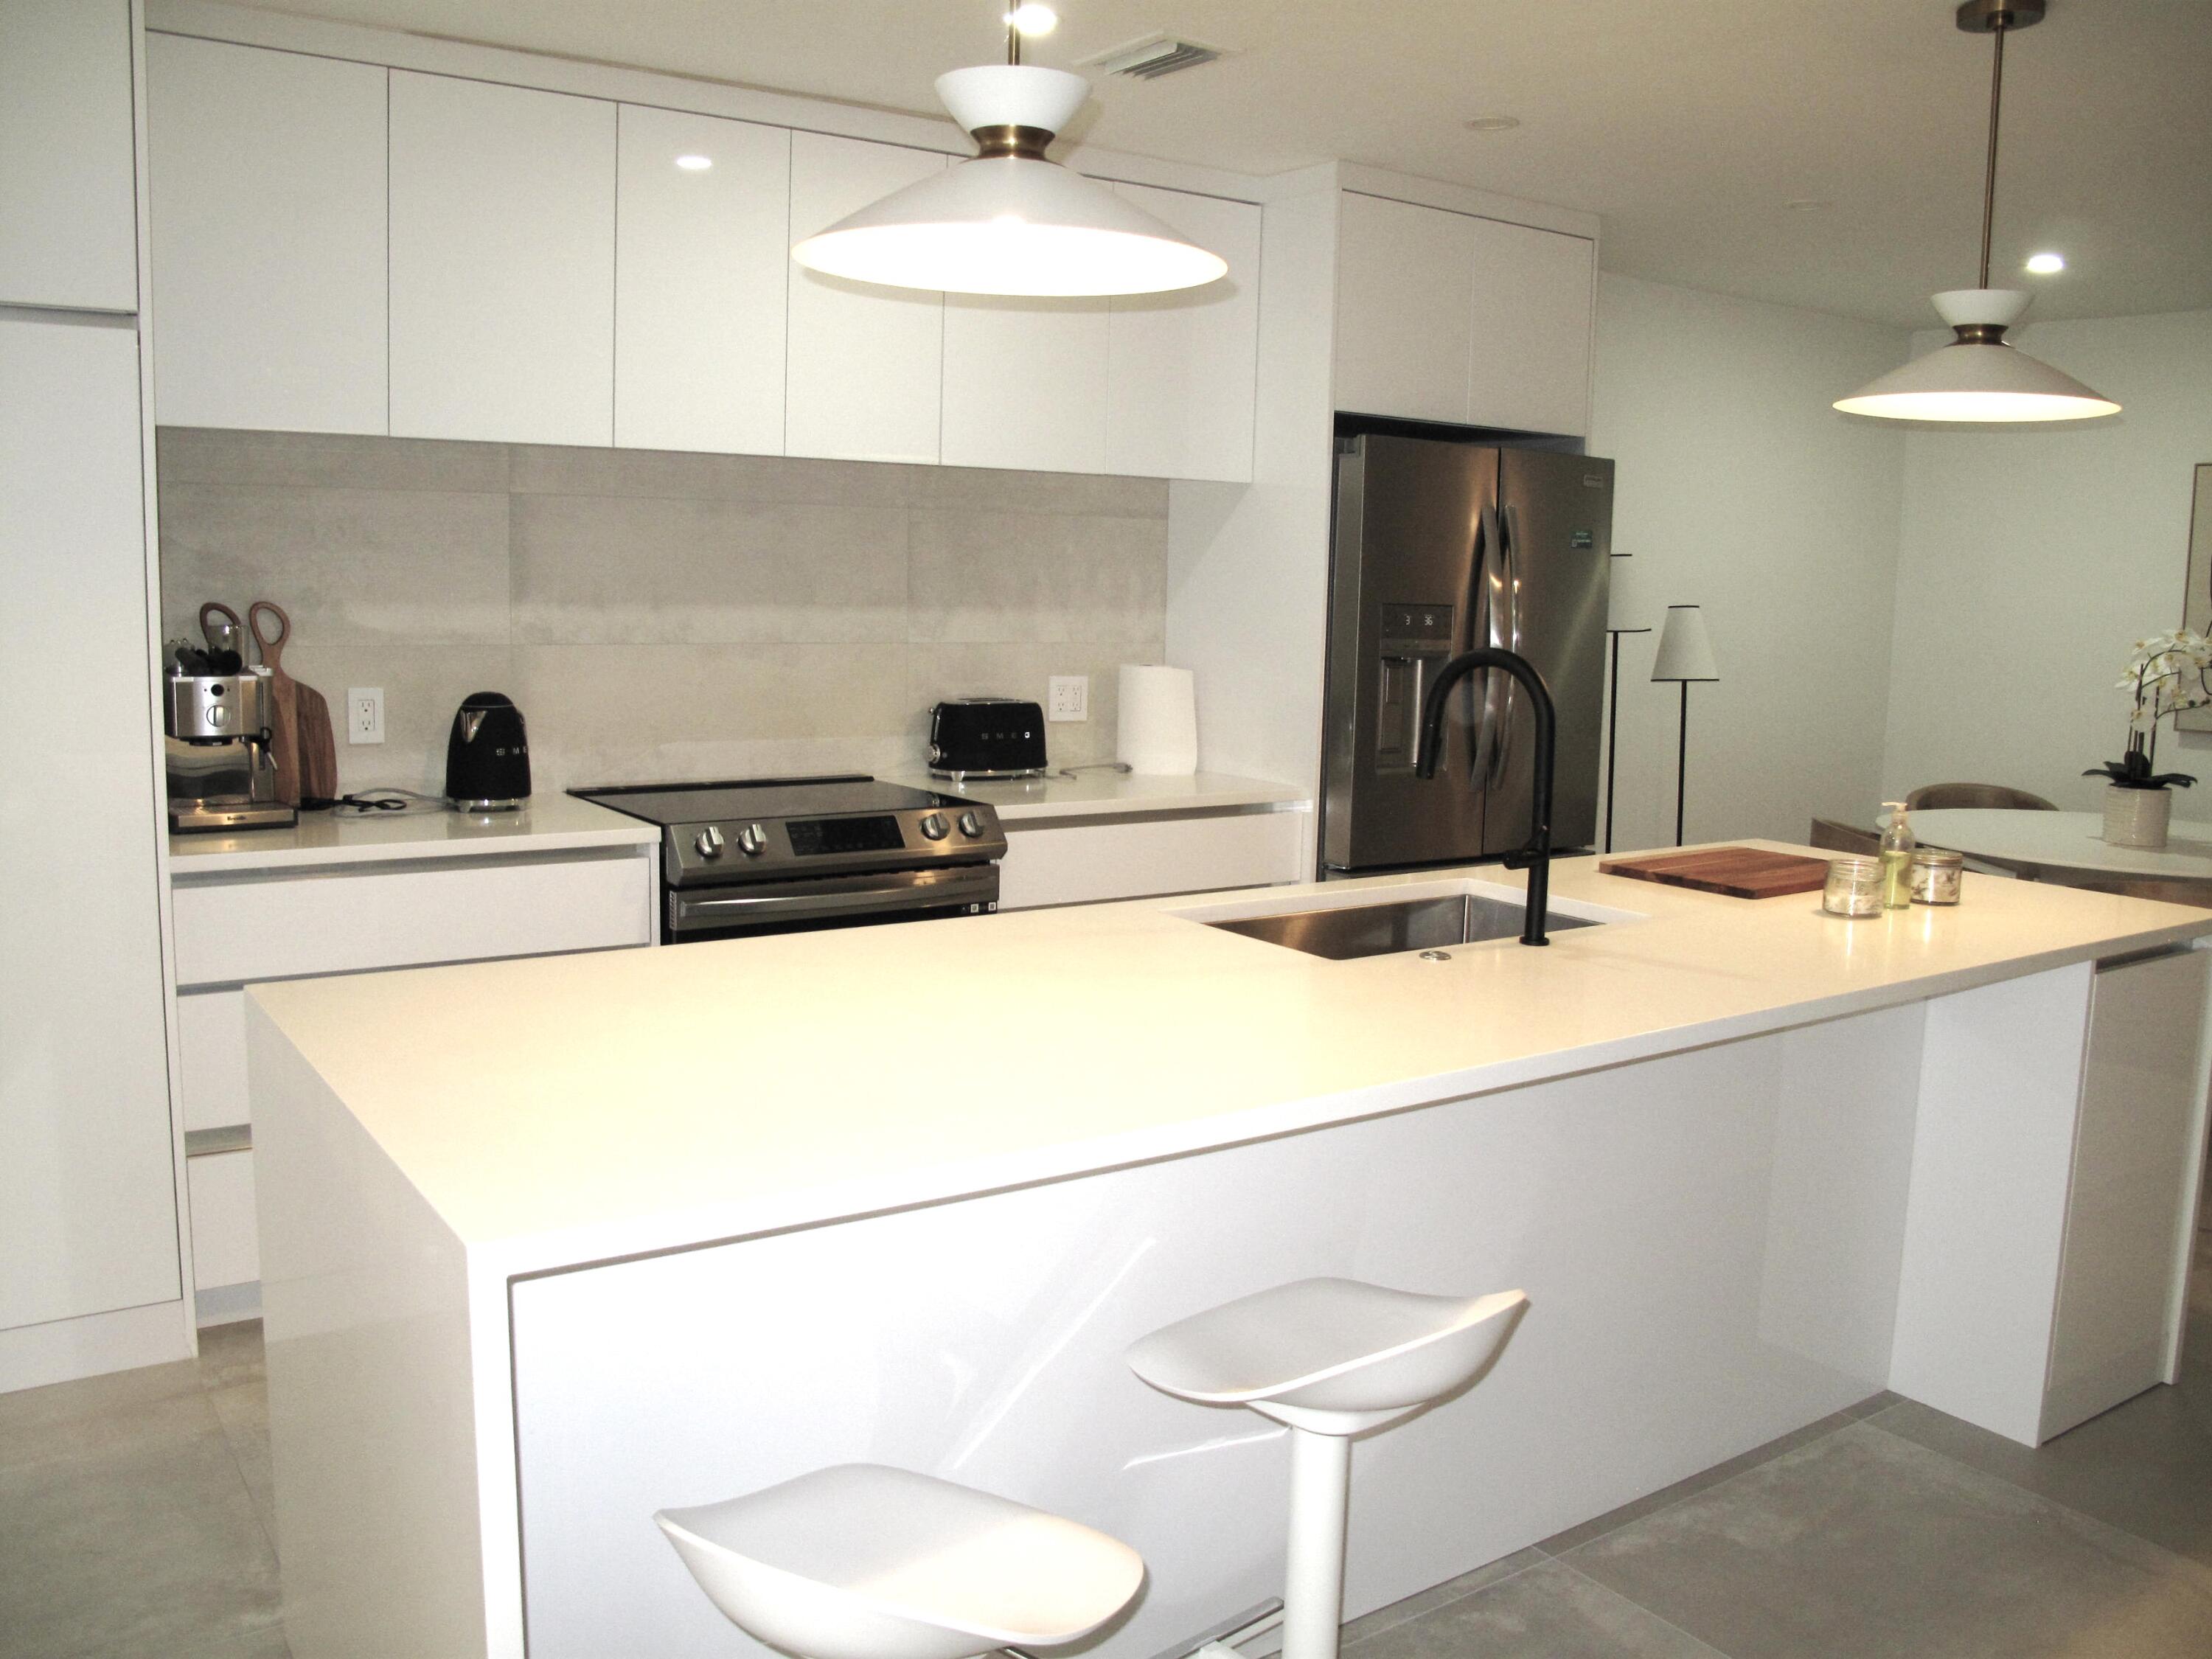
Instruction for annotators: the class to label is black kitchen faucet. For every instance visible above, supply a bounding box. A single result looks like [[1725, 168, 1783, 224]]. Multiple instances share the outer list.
[[1415, 649, 1557, 947]]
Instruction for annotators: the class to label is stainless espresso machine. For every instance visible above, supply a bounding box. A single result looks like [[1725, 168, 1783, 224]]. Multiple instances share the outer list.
[[164, 669, 295, 832]]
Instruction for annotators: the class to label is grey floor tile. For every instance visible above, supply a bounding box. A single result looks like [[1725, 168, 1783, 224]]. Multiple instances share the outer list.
[[1341, 1547, 1549, 1646], [1346, 1557, 1723, 1659], [1870, 1353, 2212, 1570], [1564, 1420, 2212, 1659], [195, 1320, 266, 1393], [1538, 1410, 1860, 1555], [207, 1380, 276, 1557], [0, 1387, 282, 1659], [1840, 1390, 1900, 1419]]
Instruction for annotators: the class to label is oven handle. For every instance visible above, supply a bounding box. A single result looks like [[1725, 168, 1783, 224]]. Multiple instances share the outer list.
[[668, 863, 998, 931]]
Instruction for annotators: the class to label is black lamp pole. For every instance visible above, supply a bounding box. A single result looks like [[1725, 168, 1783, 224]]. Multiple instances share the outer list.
[[1673, 681, 1690, 846]]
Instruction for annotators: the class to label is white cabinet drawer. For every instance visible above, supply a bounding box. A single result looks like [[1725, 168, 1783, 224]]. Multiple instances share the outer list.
[[998, 810, 1304, 911], [178, 987, 249, 1133], [187, 1150, 259, 1291], [173, 852, 653, 987]]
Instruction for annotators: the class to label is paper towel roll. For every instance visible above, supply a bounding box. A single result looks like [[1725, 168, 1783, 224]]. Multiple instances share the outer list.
[[1118, 664, 1197, 776]]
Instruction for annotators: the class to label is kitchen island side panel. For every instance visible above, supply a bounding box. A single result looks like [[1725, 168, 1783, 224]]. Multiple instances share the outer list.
[[248, 996, 494, 1659], [508, 1004, 1923, 1659]]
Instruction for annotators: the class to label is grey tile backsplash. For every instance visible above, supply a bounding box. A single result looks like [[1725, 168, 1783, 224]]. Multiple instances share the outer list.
[[156, 429, 1169, 793]]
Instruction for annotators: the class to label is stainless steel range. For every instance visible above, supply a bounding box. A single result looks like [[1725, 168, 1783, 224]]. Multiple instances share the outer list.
[[571, 775, 1006, 945]]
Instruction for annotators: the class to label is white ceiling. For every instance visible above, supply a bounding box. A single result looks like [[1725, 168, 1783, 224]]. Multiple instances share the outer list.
[[226, 0, 2212, 330]]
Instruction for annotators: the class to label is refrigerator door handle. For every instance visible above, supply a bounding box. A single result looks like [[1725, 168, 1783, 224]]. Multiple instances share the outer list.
[[1485, 504, 1523, 786], [1466, 504, 1503, 783]]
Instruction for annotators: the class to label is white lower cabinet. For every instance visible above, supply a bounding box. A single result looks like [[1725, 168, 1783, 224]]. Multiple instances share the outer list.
[[2042, 946, 2211, 1437], [998, 809, 1305, 911], [173, 849, 655, 1318]]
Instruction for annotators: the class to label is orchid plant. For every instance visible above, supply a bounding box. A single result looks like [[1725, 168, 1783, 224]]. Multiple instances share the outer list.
[[2086, 629, 2212, 790]]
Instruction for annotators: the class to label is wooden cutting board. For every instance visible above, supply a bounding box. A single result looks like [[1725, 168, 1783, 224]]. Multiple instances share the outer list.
[[1599, 846, 1833, 900], [251, 599, 338, 804]]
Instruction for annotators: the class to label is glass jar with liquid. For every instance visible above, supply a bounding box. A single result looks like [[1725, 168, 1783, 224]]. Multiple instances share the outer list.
[[1879, 801, 1916, 909]]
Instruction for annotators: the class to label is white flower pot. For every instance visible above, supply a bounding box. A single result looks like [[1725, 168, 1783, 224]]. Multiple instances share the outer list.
[[2103, 784, 2173, 850]]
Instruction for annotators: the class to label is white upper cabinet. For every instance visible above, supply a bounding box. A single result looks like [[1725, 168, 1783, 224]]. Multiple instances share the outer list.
[[615, 105, 790, 456], [0, 0, 138, 311], [389, 72, 616, 447], [942, 294, 1109, 475], [1105, 183, 1261, 482], [1335, 189, 1595, 437], [1467, 215, 1593, 437], [1335, 192, 1476, 425], [785, 132, 947, 465], [147, 35, 389, 434]]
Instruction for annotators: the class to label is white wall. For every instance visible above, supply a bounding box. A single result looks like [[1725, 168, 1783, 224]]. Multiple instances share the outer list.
[[1881, 309, 2212, 810], [1590, 274, 1907, 851]]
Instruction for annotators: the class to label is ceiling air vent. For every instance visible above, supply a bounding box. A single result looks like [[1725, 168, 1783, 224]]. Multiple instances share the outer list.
[[1084, 34, 1224, 80]]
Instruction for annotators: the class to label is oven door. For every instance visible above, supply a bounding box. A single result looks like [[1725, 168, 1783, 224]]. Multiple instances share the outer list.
[[665, 861, 999, 944]]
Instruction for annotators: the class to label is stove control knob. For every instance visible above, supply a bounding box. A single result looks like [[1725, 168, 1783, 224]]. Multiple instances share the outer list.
[[695, 826, 725, 858], [736, 822, 768, 856], [919, 812, 950, 841], [958, 810, 984, 838]]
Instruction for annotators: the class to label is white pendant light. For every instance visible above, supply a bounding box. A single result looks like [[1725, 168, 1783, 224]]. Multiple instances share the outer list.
[[1835, 0, 2118, 424], [791, 18, 1227, 299]]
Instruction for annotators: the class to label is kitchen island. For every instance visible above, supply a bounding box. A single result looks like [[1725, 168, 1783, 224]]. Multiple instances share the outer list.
[[247, 847, 2212, 1659]]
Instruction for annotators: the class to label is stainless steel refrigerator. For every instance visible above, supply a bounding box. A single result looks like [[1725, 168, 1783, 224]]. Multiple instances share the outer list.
[[1320, 433, 1613, 874]]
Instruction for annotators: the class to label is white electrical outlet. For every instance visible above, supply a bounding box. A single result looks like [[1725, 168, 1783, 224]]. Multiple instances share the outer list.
[[1047, 675, 1088, 721], [347, 686, 385, 745]]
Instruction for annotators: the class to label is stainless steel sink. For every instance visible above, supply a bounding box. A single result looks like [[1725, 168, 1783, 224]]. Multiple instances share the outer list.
[[1204, 893, 1601, 961]]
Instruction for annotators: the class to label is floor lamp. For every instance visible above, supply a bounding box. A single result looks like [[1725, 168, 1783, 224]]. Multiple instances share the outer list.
[[1652, 605, 1719, 847], [1601, 622, 1651, 855]]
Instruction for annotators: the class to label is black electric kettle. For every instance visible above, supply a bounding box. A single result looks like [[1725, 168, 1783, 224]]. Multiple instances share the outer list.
[[444, 692, 531, 811]]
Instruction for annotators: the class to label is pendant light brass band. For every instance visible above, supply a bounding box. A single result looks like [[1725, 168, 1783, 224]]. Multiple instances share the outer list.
[[1951, 323, 2011, 345], [969, 124, 1056, 161]]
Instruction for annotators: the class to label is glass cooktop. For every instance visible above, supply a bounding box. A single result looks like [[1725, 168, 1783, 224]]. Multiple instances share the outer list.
[[569, 775, 950, 828]]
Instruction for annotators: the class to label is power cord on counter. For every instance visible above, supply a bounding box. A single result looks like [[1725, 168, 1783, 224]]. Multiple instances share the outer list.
[[1054, 762, 1133, 780], [299, 788, 451, 816]]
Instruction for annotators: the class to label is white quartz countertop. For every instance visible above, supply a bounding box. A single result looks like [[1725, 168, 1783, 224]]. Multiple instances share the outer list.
[[248, 843, 2212, 1272], [882, 768, 1310, 821], [167, 792, 657, 875]]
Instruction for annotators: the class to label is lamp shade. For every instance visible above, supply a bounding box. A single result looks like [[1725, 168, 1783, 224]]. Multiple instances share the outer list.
[[1651, 605, 1719, 683], [790, 66, 1229, 298], [1834, 290, 2119, 422]]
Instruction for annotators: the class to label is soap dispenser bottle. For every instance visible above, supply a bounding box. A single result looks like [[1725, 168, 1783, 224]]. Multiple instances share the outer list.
[[1879, 801, 1916, 910]]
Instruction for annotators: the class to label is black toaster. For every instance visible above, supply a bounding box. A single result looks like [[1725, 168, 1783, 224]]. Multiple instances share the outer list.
[[928, 698, 1048, 779]]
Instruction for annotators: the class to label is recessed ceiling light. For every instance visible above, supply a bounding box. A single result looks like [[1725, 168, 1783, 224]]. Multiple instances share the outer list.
[[1004, 4, 1058, 35], [1463, 115, 1520, 132], [674, 153, 712, 172], [1785, 199, 1832, 212], [2025, 251, 2065, 274]]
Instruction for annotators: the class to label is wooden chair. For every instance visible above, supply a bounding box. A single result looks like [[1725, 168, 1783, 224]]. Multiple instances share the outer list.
[[1809, 818, 1880, 855], [1905, 783, 2057, 812]]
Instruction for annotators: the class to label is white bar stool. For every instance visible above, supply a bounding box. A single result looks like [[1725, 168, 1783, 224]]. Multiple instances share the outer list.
[[1126, 1279, 1527, 1659], [655, 1464, 1145, 1659]]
